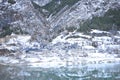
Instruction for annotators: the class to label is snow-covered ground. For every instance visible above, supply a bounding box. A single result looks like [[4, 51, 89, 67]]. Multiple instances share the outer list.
[[0, 30, 120, 68]]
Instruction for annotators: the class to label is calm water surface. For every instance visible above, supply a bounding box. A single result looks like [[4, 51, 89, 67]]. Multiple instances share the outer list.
[[0, 63, 120, 80]]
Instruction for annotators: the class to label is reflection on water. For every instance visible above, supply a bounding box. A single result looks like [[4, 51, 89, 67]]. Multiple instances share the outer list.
[[0, 63, 120, 80]]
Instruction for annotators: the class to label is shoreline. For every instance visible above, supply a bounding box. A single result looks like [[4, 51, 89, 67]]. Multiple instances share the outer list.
[[0, 56, 120, 68]]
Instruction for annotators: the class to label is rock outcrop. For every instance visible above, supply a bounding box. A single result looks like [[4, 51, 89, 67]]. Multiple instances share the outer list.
[[0, 0, 120, 42]]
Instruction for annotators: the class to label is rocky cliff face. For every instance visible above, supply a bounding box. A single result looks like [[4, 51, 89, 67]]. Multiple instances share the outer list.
[[47, 0, 120, 38], [0, 0, 120, 68], [0, 0, 51, 43], [0, 0, 120, 42]]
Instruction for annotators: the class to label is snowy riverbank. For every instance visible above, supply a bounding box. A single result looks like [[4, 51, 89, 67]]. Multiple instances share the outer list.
[[0, 30, 120, 68]]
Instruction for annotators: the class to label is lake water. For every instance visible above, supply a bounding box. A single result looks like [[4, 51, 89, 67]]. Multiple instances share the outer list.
[[0, 63, 120, 80]]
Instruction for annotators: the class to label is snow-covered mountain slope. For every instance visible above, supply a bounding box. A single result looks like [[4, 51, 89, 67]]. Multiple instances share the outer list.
[[0, 0, 120, 42]]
